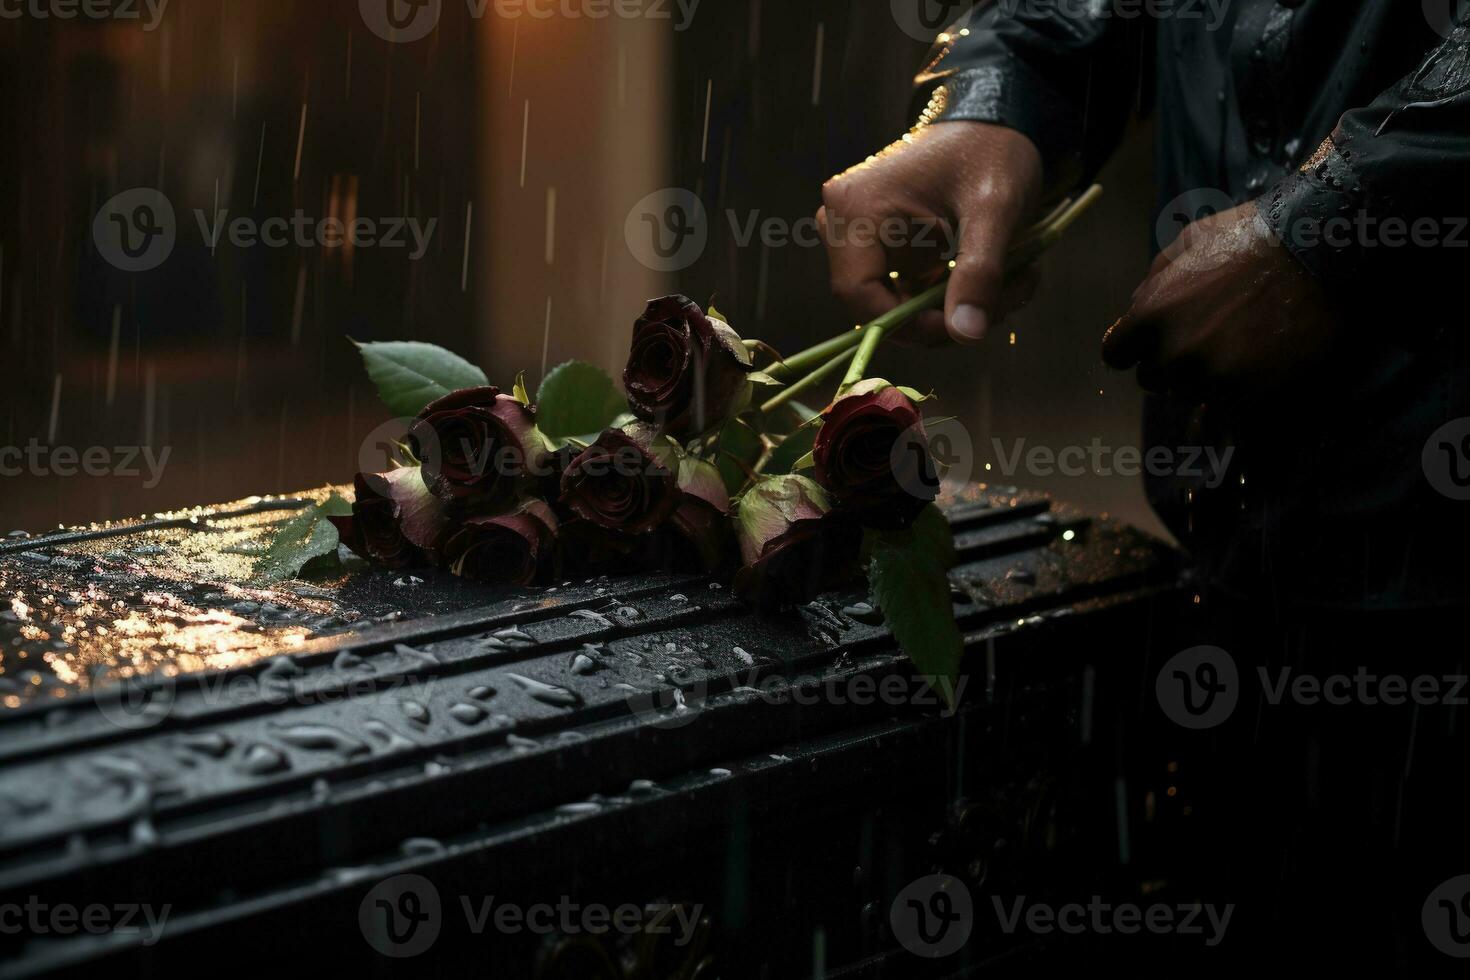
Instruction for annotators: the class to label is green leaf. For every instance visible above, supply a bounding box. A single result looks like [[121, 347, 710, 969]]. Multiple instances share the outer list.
[[255, 494, 352, 584], [896, 385, 935, 404], [763, 424, 817, 476], [512, 371, 532, 406], [865, 506, 961, 706], [355, 341, 489, 417], [536, 361, 626, 441], [746, 371, 783, 387], [909, 503, 957, 569], [715, 416, 766, 495], [708, 303, 730, 325]]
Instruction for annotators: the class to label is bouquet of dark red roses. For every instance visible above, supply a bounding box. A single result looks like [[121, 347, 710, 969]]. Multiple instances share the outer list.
[[264, 189, 1101, 699]]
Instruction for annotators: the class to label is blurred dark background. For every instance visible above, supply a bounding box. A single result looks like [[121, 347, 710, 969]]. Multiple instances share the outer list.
[[0, 0, 1165, 539]]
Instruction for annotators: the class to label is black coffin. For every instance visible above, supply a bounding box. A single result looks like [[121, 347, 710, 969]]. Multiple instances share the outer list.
[[0, 487, 1187, 978]]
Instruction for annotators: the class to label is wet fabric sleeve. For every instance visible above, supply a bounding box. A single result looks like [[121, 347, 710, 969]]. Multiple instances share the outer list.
[[1262, 23, 1470, 342], [910, 4, 1147, 190]]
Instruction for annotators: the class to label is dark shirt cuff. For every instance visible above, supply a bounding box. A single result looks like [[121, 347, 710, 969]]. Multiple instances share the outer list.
[[1262, 139, 1447, 348], [1262, 142, 1368, 293], [917, 64, 1085, 190]]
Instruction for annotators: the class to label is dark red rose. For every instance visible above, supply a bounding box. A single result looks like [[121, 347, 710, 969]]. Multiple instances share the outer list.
[[442, 500, 560, 586], [648, 454, 733, 571], [410, 387, 546, 507], [330, 469, 444, 568], [623, 295, 753, 438], [659, 495, 735, 573], [535, 444, 580, 511], [732, 475, 863, 608], [557, 519, 647, 576], [559, 427, 679, 534], [813, 381, 938, 528]]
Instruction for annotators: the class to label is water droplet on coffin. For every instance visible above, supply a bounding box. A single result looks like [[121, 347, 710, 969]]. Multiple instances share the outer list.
[[450, 702, 487, 725], [507, 673, 583, 708], [274, 725, 370, 758], [236, 744, 290, 776]]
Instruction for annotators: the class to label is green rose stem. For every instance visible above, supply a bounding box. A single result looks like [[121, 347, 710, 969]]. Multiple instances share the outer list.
[[764, 327, 869, 384], [759, 345, 860, 415], [767, 184, 1104, 391]]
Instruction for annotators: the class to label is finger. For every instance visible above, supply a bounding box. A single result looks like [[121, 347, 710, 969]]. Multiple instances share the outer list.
[[1102, 311, 1158, 370], [996, 264, 1041, 321], [898, 309, 951, 348], [945, 197, 1031, 345], [819, 197, 897, 326], [1145, 246, 1174, 281], [1135, 362, 1170, 394]]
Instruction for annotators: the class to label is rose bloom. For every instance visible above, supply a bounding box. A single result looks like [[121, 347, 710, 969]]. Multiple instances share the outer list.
[[410, 387, 545, 508], [813, 381, 938, 529], [648, 456, 734, 572], [559, 427, 680, 535], [331, 469, 442, 568], [658, 495, 735, 573], [623, 295, 753, 438], [733, 475, 863, 608], [442, 500, 560, 586]]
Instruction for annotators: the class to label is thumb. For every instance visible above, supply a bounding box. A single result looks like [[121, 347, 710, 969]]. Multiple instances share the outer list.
[[944, 207, 1027, 345]]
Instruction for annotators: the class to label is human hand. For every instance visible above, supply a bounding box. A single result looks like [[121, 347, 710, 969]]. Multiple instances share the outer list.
[[819, 121, 1044, 346], [1102, 201, 1344, 397]]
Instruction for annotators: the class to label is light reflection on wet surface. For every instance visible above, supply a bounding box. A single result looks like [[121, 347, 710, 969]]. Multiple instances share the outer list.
[[1, 489, 356, 703]]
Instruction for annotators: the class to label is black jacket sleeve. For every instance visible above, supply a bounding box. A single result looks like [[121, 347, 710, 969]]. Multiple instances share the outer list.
[[910, 2, 1148, 191], [1262, 22, 1470, 342]]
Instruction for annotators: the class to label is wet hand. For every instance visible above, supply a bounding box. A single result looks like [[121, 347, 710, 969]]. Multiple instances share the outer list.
[[1102, 202, 1343, 397], [819, 121, 1044, 347]]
